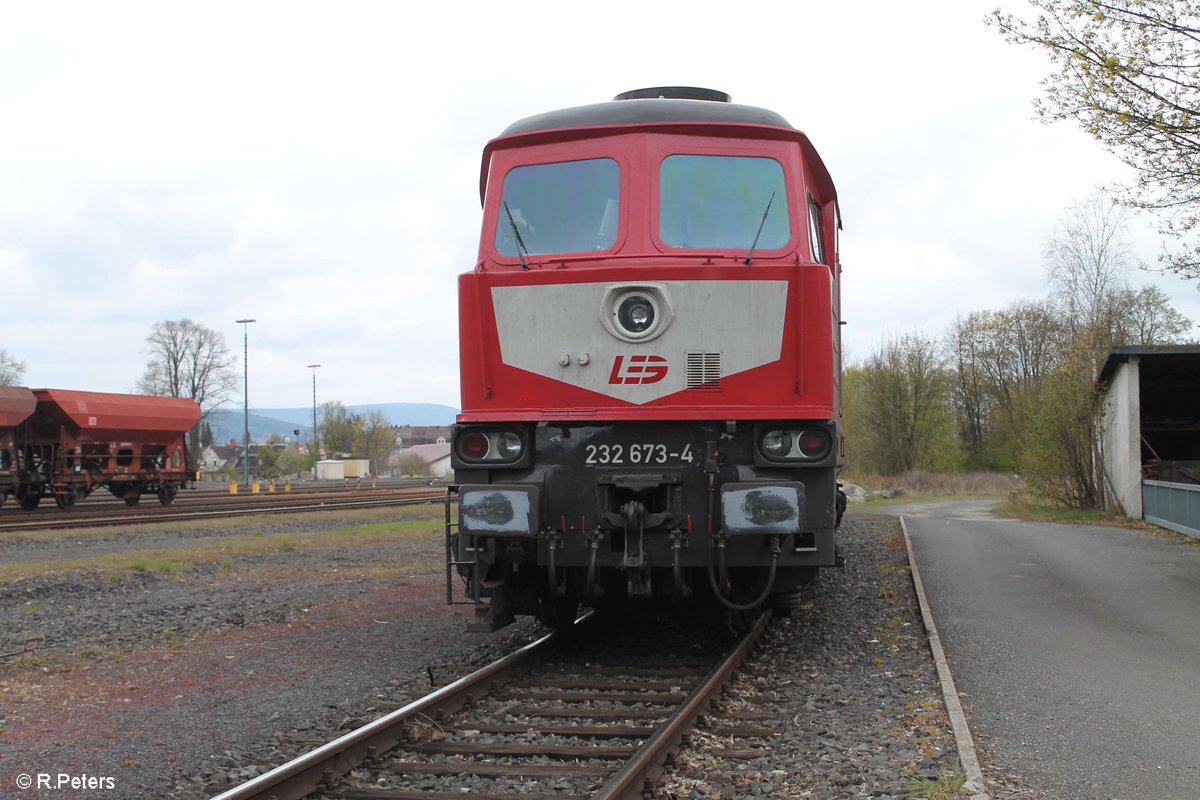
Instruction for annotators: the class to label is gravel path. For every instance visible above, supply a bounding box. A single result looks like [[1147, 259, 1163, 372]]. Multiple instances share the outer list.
[[0, 511, 987, 799]]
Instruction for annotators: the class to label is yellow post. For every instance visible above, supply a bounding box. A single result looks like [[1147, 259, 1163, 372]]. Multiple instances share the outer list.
[[230, 482, 238, 495], [251, 480, 260, 495], [268, 479, 276, 493], [284, 479, 292, 493]]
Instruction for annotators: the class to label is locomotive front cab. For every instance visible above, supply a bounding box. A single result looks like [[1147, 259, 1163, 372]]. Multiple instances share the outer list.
[[451, 88, 844, 631]]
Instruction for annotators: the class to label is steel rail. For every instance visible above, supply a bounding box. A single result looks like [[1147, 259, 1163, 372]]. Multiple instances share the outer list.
[[208, 616, 586, 800], [0, 491, 443, 533], [593, 611, 770, 799]]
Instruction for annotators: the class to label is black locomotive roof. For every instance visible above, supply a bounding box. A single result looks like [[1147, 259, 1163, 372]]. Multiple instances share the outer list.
[[483, 88, 837, 208], [500, 88, 794, 136]]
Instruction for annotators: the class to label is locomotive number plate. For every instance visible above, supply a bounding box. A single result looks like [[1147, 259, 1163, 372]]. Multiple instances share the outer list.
[[584, 442, 694, 466]]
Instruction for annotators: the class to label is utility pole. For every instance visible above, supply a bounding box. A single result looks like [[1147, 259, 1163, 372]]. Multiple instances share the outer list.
[[236, 318, 256, 485], [307, 363, 321, 480]]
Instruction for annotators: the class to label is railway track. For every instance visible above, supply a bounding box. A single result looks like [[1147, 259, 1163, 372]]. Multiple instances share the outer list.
[[208, 610, 773, 800], [0, 484, 444, 533]]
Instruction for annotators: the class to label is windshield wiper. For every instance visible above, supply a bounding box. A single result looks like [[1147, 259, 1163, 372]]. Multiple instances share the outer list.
[[743, 191, 776, 265], [503, 201, 530, 270]]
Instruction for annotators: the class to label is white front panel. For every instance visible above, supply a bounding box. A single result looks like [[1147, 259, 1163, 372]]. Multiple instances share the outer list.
[[491, 280, 788, 404]]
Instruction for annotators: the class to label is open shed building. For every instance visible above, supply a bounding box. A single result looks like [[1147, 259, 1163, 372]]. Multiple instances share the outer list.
[[1100, 345, 1200, 536]]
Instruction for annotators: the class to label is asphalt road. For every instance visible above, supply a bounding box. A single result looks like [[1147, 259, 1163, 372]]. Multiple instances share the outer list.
[[899, 500, 1200, 800]]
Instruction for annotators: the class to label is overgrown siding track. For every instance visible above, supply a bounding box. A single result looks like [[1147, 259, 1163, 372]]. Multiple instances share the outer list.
[[209, 611, 772, 800]]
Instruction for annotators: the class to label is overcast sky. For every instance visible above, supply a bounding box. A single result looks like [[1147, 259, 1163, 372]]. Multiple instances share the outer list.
[[3, 1, 1197, 411]]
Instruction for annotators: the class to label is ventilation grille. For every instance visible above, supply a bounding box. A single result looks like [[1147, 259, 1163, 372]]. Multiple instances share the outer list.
[[686, 352, 722, 390]]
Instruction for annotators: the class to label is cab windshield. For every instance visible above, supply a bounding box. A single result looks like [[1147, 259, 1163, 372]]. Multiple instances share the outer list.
[[495, 158, 619, 257], [659, 155, 790, 250]]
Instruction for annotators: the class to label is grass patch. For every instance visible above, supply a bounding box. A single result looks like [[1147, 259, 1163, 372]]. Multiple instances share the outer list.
[[0, 509, 445, 583], [901, 768, 968, 799], [996, 494, 1142, 527], [17, 601, 44, 613], [842, 470, 1021, 497], [126, 558, 189, 575], [0, 505, 439, 544]]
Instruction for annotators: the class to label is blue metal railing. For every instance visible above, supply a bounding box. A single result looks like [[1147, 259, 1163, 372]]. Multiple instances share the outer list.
[[1143, 480, 1200, 538]]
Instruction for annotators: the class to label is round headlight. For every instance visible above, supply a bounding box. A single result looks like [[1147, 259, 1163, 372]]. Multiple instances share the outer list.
[[494, 432, 523, 460], [761, 430, 792, 458], [458, 432, 490, 461], [797, 429, 831, 459], [615, 294, 657, 336]]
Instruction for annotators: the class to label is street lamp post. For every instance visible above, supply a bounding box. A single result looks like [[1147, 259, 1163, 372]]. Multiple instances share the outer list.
[[236, 318, 256, 486], [307, 363, 320, 480]]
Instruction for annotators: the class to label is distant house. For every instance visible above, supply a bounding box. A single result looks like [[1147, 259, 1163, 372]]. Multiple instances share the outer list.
[[199, 441, 304, 479], [199, 444, 240, 474], [392, 425, 453, 448], [389, 441, 452, 478]]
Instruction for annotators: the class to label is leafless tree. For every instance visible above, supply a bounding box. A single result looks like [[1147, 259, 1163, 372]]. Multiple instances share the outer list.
[[1044, 189, 1138, 338], [0, 349, 26, 385], [137, 319, 238, 467]]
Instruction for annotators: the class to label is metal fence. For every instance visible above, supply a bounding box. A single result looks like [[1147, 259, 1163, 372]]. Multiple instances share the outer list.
[[1143, 480, 1200, 538]]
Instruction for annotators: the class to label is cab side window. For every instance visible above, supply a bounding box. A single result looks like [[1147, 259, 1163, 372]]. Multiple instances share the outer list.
[[808, 195, 827, 265]]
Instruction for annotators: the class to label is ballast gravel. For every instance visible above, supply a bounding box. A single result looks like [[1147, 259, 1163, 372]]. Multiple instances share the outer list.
[[0, 511, 1035, 799]]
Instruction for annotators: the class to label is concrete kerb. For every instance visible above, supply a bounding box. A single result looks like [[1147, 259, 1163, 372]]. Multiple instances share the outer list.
[[900, 515, 991, 800]]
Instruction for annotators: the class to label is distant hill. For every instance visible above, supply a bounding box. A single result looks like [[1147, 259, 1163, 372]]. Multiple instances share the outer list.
[[205, 402, 459, 445]]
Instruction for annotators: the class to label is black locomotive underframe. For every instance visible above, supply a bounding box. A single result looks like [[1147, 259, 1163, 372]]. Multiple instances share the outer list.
[[449, 420, 839, 630]]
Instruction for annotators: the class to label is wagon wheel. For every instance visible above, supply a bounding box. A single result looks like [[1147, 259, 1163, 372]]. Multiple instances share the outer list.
[[157, 482, 178, 506], [18, 489, 40, 510], [55, 488, 77, 510], [124, 494, 141, 507]]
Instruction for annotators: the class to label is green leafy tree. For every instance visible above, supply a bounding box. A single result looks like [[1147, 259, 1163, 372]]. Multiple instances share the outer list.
[[1020, 342, 1104, 507], [1013, 192, 1194, 508], [319, 401, 359, 457], [353, 410, 393, 477], [991, 1, 1200, 278], [946, 300, 1068, 469], [1109, 284, 1196, 343], [846, 333, 962, 475]]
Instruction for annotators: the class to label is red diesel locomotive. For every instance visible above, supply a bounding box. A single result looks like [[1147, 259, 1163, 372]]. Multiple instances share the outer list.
[[448, 88, 845, 631]]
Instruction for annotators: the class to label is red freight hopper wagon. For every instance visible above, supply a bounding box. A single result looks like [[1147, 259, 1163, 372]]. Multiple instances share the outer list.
[[21, 389, 200, 509], [0, 386, 38, 509], [449, 88, 846, 631]]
